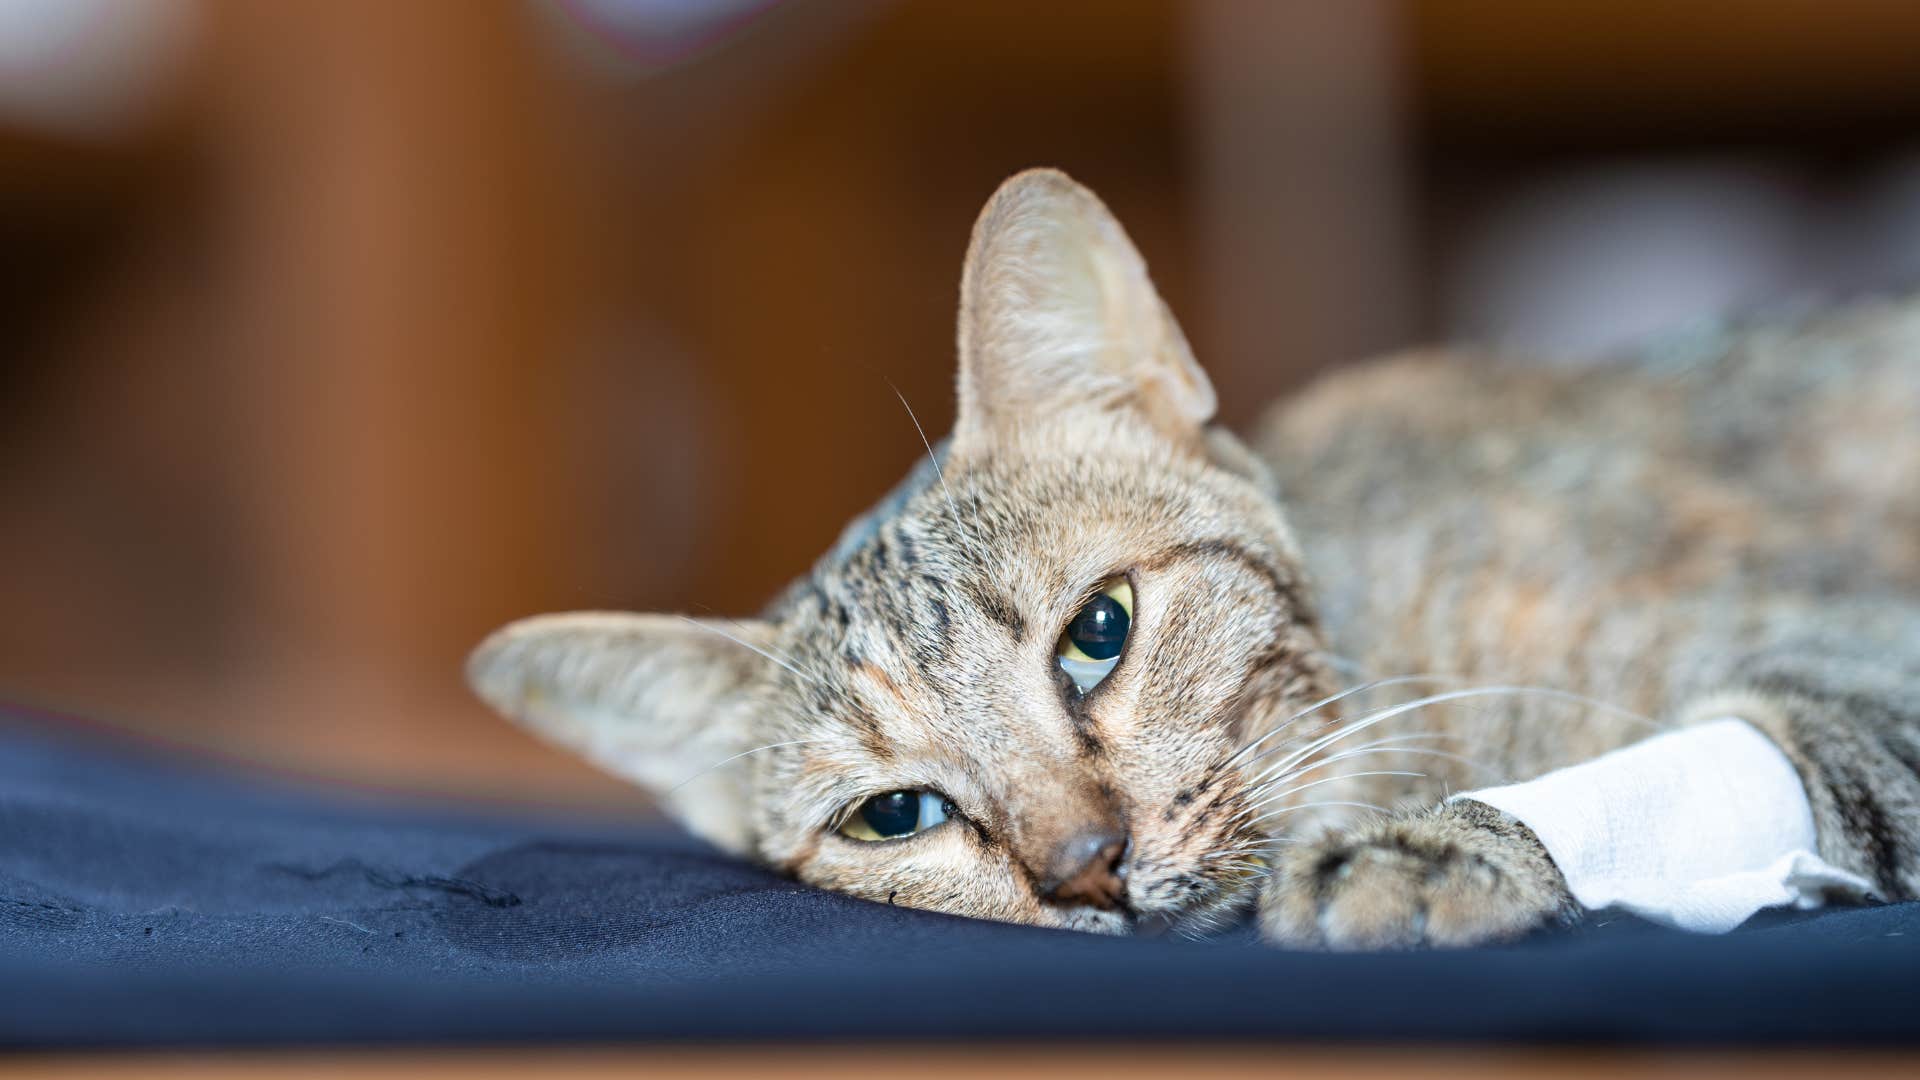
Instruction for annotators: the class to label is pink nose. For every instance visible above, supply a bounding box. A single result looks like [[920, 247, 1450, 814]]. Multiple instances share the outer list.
[[1040, 829, 1129, 910]]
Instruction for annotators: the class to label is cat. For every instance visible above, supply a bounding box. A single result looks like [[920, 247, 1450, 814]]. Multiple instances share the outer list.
[[467, 168, 1920, 948]]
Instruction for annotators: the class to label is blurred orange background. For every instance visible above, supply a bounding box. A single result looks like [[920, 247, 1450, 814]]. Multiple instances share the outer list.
[[6, 0, 1920, 809]]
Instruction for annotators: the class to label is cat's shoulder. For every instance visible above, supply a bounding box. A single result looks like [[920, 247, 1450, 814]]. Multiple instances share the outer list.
[[1257, 290, 1920, 460]]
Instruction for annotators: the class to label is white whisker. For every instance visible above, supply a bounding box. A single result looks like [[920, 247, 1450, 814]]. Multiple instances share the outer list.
[[667, 738, 822, 794], [688, 603, 810, 673], [1217, 674, 1449, 774], [1258, 741, 1509, 794], [1250, 730, 1452, 782], [1250, 684, 1661, 782], [1253, 687, 1515, 780], [674, 615, 819, 687], [888, 380, 984, 564], [1250, 731, 1492, 788], [1251, 769, 1425, 807], [1243, 799, 1387, 829]]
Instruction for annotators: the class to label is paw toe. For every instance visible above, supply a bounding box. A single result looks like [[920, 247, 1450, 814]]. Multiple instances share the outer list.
[[1314, 846, 1429, 949], [1258, 809, 1572, 950]]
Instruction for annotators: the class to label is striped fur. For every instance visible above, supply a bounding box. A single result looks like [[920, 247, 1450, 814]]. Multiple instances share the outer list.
[[470, 170, 1920, 949]]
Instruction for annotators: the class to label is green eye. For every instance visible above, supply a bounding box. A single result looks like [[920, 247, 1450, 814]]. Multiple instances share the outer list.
[[1056, 577, 1132, 693], [837, 790, 952, 842]]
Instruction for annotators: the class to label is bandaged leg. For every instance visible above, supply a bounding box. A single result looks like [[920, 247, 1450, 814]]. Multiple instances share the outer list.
[[1452, 718, 1873, 933]]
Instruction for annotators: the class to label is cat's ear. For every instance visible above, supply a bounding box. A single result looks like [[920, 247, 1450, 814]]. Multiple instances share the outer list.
[[466, 612, 775, 855], [954, 168, 1216, 452]]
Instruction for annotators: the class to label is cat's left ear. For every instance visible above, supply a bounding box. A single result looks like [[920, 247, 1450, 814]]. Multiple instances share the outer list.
[[954, 168, 1216, 452], [466, 612, 774, 855]]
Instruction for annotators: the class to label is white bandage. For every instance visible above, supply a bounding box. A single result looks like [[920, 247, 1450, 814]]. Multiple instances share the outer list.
[[1452, 718, 1874, 933]]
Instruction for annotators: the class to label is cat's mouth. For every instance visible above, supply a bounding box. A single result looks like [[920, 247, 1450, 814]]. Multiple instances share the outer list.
[[1127, 910, 1182, 939], [1073, 852, 1264, 938]]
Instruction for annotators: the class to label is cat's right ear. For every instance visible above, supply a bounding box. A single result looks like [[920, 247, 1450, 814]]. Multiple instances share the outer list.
[[466, 612, 775, 855], [953, 168, 1216, 454]]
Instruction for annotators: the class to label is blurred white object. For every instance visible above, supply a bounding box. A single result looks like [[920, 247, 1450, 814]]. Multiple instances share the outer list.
[[544, 0, 785, 71], [1445, 163, 1803, 356], [1456, 718, 1873, 934], [562, 0, 772, 40], [0, 0, 195, 138], [1843, 152, 1920, 292]]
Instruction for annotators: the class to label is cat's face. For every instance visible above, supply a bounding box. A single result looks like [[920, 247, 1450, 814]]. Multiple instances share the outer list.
[[469, 170, 1334, 936]]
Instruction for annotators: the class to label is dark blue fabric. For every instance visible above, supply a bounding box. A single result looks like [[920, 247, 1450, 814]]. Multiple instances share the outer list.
[[3, 712, 1917, 1048]]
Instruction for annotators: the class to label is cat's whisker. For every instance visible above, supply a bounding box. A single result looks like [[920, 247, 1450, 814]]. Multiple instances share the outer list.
[[686, 602, 812, 674], [1248, 731, 1495, 790], [1251, 688, 1513, 781], [1357, 669, 1663, 731], [667, 738, 824, 795], [888, 380, 986, 565], [1366, 745, 1509, 782], [1208, 843, 1284, 864], [1221, 810, 1261, 833], [1227, 673, 1487, 760], [1206, 838, 1272, 855], [1243, 752, 1480, 813], [1236, 676, 1661, 779], [1250, 769, 1426, 808], [1221, 834, 1307, 865], [1255, 741, 1507, 795], [1220, 674, 1437, 764], [1243, 799, 1388, 830], [674, 615, 822, 688], [1248, 684, 1663, 784], [1239, 700, 1465, 780], [1214, 673, 1450, 776], [1250, 731, 1454, 783]]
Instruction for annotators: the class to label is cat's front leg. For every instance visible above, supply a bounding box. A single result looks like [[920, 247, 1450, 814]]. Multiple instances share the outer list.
[[1257, 800, 1579, 949]]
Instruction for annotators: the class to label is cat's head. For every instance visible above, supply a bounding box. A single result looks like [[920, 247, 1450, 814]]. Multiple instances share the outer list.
[[469, 169, 1334, 935]]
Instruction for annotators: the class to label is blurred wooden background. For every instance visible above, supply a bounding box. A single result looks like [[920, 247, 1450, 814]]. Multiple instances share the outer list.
[[5, 0, 1920, 807]]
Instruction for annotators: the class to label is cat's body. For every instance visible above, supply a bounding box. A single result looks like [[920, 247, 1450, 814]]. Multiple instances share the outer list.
[[1254, 325, 1920, 943], [471, 170, 1920, 948]]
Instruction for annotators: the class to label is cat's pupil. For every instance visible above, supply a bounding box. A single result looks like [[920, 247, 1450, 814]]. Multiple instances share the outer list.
[[860, 791, 921, 837], [1067, 594, 1130, 661]]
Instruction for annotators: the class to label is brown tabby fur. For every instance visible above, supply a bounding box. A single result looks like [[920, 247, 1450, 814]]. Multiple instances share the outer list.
[[469, 169, 1920, 949]]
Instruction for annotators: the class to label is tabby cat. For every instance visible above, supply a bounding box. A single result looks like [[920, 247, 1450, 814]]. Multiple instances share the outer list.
[[468, 169, 1920, 948]]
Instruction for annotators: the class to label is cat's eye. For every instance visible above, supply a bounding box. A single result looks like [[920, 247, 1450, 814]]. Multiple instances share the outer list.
[[837, 790, 952, 842], [1056, 577, 1133, 694]]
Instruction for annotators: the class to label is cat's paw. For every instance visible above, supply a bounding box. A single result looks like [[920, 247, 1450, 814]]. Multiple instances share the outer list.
[[1257, 800, 1578, 950]]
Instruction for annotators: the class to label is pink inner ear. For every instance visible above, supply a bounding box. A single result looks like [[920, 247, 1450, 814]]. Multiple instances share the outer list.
[[956, 169, 1220, 445], [1150, 301, 1217, 425]]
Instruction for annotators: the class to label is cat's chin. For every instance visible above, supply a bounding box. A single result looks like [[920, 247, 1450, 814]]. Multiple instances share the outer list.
[[1139, 873, 1264, 940], [1044, 876, 1259, 940], [1053, 907, 1134, 936]]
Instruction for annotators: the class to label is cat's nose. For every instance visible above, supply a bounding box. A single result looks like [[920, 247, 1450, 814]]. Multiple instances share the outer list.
[[1039, 828, 1130, 910]]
